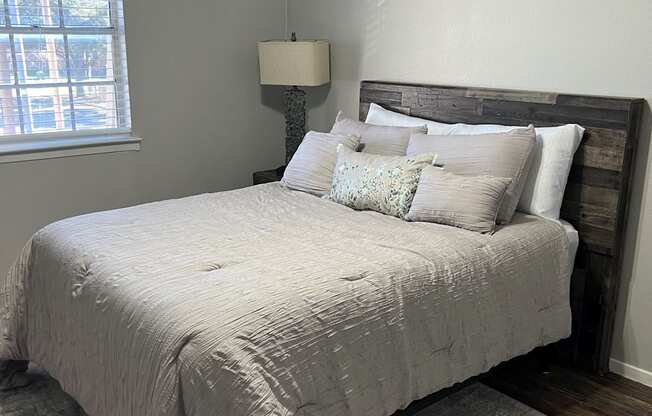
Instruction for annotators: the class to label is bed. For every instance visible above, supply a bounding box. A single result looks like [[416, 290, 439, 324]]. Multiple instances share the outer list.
[[0, 82, 643, 416], [2, 183, 572, 416]]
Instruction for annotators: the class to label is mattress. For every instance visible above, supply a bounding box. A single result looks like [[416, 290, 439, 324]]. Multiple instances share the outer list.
[[0, 183, 572, 416]]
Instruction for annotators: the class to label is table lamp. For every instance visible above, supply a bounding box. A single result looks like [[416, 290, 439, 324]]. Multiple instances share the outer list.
[[258, 33, 331, 164]]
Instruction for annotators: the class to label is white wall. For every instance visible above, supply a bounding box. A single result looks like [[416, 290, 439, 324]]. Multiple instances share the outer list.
[[0, 1, 287, 274], [288, 0, 652, 375]]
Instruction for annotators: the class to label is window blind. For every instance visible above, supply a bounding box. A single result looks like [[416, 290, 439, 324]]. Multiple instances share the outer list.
[[0, 0, 131, 139]]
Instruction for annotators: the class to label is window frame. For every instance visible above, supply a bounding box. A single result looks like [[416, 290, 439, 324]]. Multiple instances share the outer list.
[[0, 0, 132, 143]]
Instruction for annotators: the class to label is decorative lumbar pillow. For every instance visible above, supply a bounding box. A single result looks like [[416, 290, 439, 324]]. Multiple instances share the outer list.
[[281, 131, 360, 196], [367, 104, 585, 220], [331, 111, 427, 156], [407, 126, 537, 224], [406, 166, 512, 234], [326, 145, 436, 218]]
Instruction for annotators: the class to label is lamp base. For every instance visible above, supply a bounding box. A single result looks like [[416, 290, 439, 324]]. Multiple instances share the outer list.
[[285, 86, 306, 164]]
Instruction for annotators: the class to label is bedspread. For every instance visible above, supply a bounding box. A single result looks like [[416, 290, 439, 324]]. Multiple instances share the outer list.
[[1, 183, 571, 416]]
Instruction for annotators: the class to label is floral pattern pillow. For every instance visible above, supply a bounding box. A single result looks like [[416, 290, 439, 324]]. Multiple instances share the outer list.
[[325, 145, 437, 218]]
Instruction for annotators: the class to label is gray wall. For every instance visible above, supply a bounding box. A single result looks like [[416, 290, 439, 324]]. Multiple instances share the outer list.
[[2, 0, 650, 380], [287, 0, 652, 374], [0, 1, 287, 273]]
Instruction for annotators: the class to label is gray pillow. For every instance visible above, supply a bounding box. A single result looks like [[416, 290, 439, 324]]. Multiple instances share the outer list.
[[407, 126, 536, 224], [406, 166, 512, 234], [331, 111, 427, 156], [326, 145, 436, 218], [281, 131, 360, 196]]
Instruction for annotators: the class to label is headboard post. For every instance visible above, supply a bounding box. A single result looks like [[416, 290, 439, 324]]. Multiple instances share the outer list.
[[359, 80, 644, 373]]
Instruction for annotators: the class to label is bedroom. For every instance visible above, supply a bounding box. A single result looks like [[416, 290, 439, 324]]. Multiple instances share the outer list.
[[0, 0, 651, 415]]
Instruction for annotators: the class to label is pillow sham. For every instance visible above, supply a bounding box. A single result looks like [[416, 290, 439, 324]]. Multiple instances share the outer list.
[[281, 131, 360, 196], [326, 145, 436, 219], [407, 127, 537, 224], [447, 123, 585, 220], [331, 111, 427, 156], [366, 103, 585, 220], [406, 166, 511, 234]]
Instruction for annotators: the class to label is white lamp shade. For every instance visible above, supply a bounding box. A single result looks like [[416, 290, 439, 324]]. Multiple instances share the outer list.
[[258, 40, 330, 87]]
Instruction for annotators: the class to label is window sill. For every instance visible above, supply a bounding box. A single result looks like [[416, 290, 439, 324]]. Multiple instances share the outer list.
[[0, 134, 142, 164]]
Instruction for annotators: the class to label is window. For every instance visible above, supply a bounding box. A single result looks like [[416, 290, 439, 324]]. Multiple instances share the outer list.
[[0, 0, 131, 138]]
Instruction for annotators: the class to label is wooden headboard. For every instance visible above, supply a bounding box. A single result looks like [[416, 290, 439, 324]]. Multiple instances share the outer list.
[[359, 81, 644, 373]]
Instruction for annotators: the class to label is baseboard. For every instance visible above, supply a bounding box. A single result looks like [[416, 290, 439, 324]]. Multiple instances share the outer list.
[[610, 358, 652, 387]]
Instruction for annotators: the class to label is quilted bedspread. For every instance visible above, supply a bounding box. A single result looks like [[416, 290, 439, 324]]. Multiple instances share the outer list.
[[1, 183, 571, 416]]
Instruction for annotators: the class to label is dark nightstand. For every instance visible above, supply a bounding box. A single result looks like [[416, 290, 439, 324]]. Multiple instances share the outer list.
[[253, 166, 285, 185]]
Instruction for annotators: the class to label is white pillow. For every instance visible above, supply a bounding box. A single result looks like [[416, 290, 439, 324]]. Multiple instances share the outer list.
[[366, 103, 585, 220], [365, 103, 454, 133]]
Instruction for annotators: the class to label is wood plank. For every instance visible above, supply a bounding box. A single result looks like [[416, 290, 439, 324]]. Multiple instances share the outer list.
[[561, 201, 617, 231], [361, 82, 420, 95], [482, 100, 629, 130], [414, 85, 469, 98], [583, 128, 627, 149], [466, 88, 558, 104], [557, 95, 634, 111], [567, 166, 622, 190], [574, 145, 624, 171], [575, 223, 617, 256], [359, 89, 402, 106], [416, 93, 482, 114], [401, 90, 419, 108], [409, 106, 511, 126], [572, 128, 627, 172], [564, 183, 619, 212]]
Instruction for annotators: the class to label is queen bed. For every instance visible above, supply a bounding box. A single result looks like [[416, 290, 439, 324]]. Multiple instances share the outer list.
[[0, 82, 643, 416]]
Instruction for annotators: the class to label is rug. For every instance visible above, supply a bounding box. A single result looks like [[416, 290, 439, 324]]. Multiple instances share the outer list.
[[412, 383, 544, 415], [0, 365, 544, 416]]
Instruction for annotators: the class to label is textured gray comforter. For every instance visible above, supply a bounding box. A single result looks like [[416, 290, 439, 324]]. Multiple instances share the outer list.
[[1, 183, 571, 416]]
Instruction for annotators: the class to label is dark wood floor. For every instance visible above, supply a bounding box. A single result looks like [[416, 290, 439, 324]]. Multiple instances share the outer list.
[[484, 355, 652, 416], [393, 354, 652, 416], [3, 355, 651, 415]]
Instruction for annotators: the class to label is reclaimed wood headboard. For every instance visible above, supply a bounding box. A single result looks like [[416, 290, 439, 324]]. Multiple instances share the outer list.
[[359, 81, 644, 373]]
